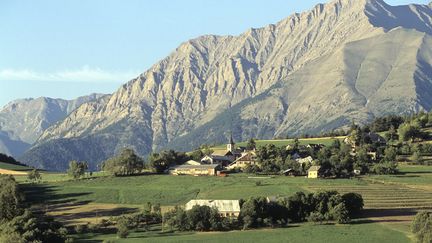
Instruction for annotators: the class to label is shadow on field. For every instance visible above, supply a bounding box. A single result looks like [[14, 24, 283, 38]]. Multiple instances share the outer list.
[[57, 207, 138, 222], [21, 184, 92, 205], [355, 208, 419, 224], [400, 171, 432, 174]]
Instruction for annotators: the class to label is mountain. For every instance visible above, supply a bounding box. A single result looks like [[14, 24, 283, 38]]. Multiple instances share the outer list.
[[22, 0, 432, 171], [0, 94, 106, 157]]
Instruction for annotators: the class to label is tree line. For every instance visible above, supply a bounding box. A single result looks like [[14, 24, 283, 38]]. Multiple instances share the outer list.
[[164, 190, 363, 233]]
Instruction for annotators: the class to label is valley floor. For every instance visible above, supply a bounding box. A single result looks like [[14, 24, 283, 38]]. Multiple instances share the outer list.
[[20, 164, 432, 242]]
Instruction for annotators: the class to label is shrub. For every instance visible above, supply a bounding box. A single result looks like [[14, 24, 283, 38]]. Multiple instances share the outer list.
[[307, 212, 325, 224], [331, 203, 350, 224], [342, 193, 364, 217], [74, 224, 87, 234], [116, 218, 130, 238], [411, 211, 432, 243]]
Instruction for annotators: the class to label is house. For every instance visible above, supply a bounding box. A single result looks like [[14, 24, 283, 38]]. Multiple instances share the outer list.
[[185, 200, 241, 217], [368, 132, 387, 145], [307, 166, 321, 179], [306, 144, 325, 151], [226, 152, 258, 170], [201, 155, 233, 167], [291, 152, 302, 160], [367, 152, 378, 161], [169, 164, 220, 176], [296, 156, 314, 165]]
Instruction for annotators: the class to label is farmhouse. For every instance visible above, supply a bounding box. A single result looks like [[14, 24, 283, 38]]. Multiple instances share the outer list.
[[169, 164, 220, 176], [308, 166, 321, 179], [296, 156, 314, 165], [185, 200, 241, 217], [201, 155, 233, 167], [226, 152, 258, 170]]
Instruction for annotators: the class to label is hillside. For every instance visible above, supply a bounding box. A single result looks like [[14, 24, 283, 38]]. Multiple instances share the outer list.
[[0, 93, 106, 157], [22, 0, 432, 170]]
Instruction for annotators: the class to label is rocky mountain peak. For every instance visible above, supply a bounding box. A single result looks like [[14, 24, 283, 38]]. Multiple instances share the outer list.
[[20, 0, 432, 171]]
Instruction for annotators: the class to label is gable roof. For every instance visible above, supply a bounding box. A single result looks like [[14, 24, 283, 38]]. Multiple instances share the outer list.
[[171, 164, 219, 170], [308, 166, 321, 172], [296, 156, 314, 164], [185, 160, 202, 165], [185, 200, 241, 212]]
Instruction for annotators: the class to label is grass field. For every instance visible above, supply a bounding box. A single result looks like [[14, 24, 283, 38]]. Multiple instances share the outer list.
[[0, 161, 32, 171], [74, 222, 410, 243], [20, 164, 432, 242], [23, 173, 369, 207]]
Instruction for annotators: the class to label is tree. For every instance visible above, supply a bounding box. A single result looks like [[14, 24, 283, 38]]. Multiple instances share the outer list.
[[293, 138, 300, 152], [27, 169, 42, 183], [331, 203, 350, 224], [411, 151, 423, 164], [116, 218, 130, 238], [190, 149, 204, 161], [102, 149, 144, 176], [354, 148, 371, 173], [200, 145, 214, 156], [187, 205, 213, 231], [385, 125, 399, 142], [164, 206, 189, 231], [399, 123, 423, 142], [383, 147, 398, 163], [411, 211, 432, 243], [239, 197, 269, 228], [341, 193, 364, 217], [0, 210, 68, 243], [371, 162, 398, 175], [0, 175, 23, 221], [67, 160, 88, 179], [148, 150, 189, 174], [246, 138, 257, 151]]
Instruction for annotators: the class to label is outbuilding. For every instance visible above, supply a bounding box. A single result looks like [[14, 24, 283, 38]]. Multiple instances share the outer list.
[[307, 166, 321, 179]]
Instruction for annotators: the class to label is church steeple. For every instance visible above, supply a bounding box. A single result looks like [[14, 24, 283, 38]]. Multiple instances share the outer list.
[[227, 133, 235, 152]]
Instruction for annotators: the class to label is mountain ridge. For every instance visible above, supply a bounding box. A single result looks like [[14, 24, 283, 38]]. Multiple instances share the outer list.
[[21, 0, 432, 170], [0, 93, 106, 157]]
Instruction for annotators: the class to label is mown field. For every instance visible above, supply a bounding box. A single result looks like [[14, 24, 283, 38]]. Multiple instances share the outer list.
[[20, 164, 432, 242]]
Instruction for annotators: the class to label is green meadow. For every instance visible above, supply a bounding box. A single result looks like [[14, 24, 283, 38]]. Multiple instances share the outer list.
[[75, 223, 410, 243], [18, 164, 432, 242]]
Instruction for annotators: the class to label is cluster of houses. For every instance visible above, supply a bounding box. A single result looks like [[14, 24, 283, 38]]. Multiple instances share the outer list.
[[169, 131, 387, 179], [169, 136, 258, 176], [168, 136, 328, 179]]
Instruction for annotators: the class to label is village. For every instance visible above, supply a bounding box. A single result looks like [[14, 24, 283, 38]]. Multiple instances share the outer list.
[[168, 132, 387, 179]]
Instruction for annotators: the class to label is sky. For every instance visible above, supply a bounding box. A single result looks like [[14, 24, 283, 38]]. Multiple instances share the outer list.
[[0, 0, 429, 107]]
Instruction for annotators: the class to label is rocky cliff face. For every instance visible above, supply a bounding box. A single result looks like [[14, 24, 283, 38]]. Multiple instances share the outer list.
[[21, 0, 432, 170], [0, 94, 105, 157]]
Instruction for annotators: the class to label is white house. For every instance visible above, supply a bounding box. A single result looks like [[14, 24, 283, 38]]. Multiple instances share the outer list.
[[185, 200, 241, 217]]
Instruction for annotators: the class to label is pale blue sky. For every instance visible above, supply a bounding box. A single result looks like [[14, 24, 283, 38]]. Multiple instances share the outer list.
[[0, 0, 429, 106]]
